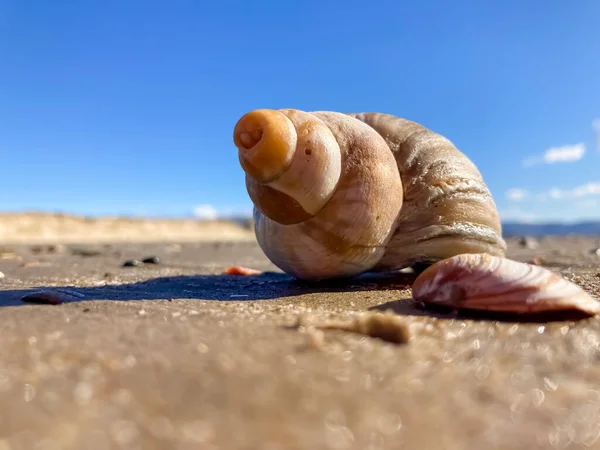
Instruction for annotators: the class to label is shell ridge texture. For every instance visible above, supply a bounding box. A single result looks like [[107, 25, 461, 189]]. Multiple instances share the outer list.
[[236, 109, 507, 280], [412, 253, 600, 316]]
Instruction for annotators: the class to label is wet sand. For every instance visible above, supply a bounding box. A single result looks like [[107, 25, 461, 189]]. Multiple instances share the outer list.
[[1, 233, 600, 449]]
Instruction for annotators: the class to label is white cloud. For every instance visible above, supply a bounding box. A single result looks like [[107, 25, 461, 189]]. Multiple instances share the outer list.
[[499, 208, 537, 223], [192, 204, 218, 220], [546, 181, 600, 200], [544, 143, 585, 163], [523, 143, 586, 167], [506, 188, 528, 201], [191, 204, 255, 220], [593, 118, 600, 150]]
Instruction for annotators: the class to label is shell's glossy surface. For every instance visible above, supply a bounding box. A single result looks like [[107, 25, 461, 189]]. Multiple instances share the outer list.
[[347, 113, 507, 271], [235, 109, 507, 280], [411, 253, 600, 316]]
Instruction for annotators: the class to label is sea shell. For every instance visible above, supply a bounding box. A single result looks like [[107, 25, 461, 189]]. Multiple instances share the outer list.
[[233, 109, 507, 281], [411, 253, 600, 316]]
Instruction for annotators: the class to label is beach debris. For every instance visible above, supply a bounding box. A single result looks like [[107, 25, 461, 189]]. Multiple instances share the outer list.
[[315, 311, 411, 344], [165, 244, 182, 253], [590, 248, 600, 256], [142, 256, 161, 264], [0, 271, 4, 280], [21, 288, 85, 305], [518, 236, 539, 250], [285, 315, 327, 349], [225, 266, 262, 276], [122, 259, 143, 267], [121, 256, 161, 267], [21, 261, 52, 268], [528, 256, 544, 266], [0, 248, 18, 260], [411, 253, 600, 316], [70, 247, 103, 257], [30, 244, 64, 254], [302, 327, 325, 349]]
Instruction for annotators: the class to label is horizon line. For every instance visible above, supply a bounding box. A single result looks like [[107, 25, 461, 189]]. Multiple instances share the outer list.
[[2, 209, 600, 227]]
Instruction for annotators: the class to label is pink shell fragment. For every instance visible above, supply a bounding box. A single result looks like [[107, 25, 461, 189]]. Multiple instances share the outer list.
[[225, 266, 262, 276], [411, 253, 600, 316]]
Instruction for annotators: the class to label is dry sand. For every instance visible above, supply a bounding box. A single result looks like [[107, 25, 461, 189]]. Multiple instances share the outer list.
[[0, 212, 255, 243], [1, 214, 600, 449]]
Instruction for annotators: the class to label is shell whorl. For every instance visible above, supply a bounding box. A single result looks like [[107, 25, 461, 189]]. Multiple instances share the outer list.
[[234, 109, 404, 280], [347, 113, 506, 271], [234, 109, 506, 280]]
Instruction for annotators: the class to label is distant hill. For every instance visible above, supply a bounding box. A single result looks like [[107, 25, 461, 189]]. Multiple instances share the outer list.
[[229, 217, 600, 237], [502, 221, 600, 237]]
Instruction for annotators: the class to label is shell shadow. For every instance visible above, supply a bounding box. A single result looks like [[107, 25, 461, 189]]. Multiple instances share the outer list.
[[0, 270, 420, 307], [2, 269, 592, 323], [371, 299, 597, 323]]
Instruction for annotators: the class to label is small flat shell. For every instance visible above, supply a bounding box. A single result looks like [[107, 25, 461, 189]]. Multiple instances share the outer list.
[[411, 253, 600, 316], [21, 289, 84, 305], [224, 266, 262, 276]]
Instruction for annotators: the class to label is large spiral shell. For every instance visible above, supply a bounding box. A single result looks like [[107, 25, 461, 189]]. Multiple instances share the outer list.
[[233, 109, 507, 280], [348, 113, 506, 272]]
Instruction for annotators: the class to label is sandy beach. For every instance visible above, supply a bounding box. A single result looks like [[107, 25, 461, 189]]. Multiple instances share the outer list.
[[0, 212, 256, 244], [1, 214, 600, 449]]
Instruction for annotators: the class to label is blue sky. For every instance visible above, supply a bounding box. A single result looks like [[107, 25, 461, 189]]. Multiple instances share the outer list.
[[1, 0, 599, 223]]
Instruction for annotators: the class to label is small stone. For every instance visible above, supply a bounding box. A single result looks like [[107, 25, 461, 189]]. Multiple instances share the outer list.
[[70, 247, 103, 257], [518, 236, 538, 250], [122, 259, 142, 267], [141, 256, 161, 264], [21, 289, 83, 305], [0, 271, 4, 280], [30, 244, 61, 254], [528, 256, 544, 266]]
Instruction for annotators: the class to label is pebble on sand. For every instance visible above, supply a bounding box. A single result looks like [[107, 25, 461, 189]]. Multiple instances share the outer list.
[[122, 259, 143, 267], [518, 236, 539, 250], [0, 271, 4, 279], [141, 256, 161, 264], [21, 288, 85, 305]]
